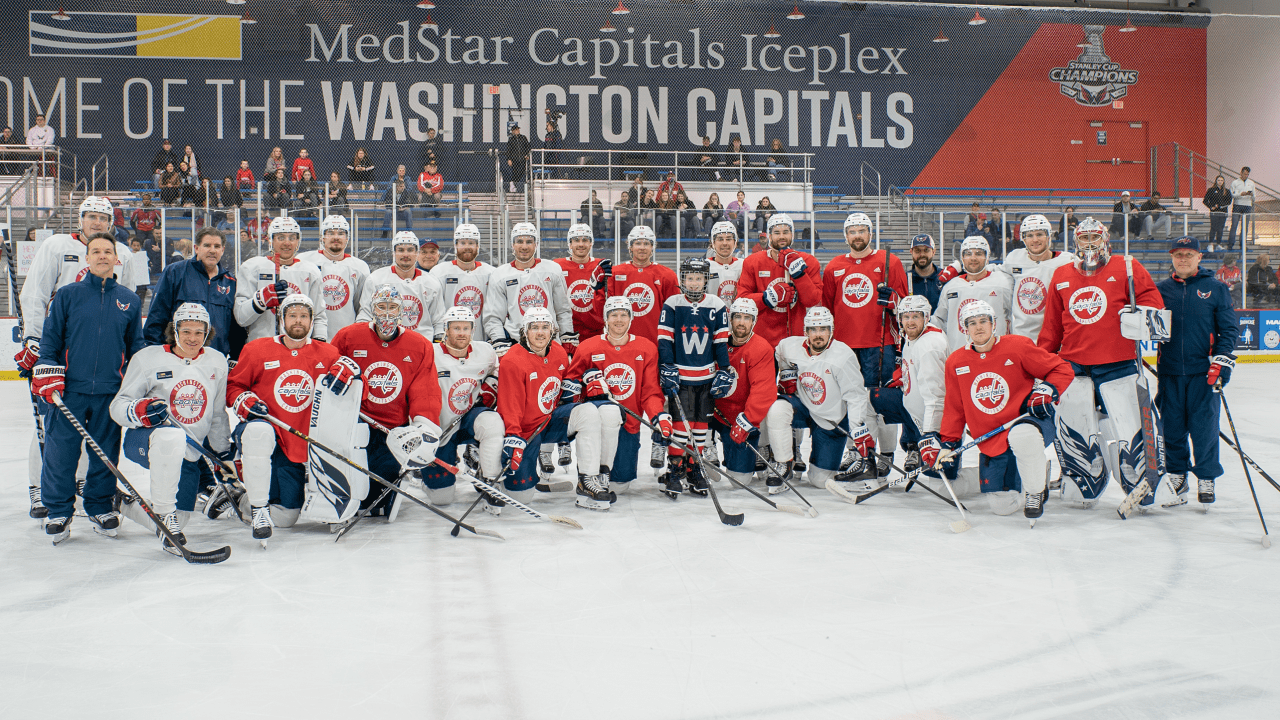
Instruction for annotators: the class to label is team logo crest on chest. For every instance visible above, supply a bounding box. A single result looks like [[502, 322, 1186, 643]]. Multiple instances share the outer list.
[[1017, 276, 1048, 315], [447, 377, 478, 414], [274, 369, 315, 413], [518, 285, 550, 312], [321, 274, 351, 310], [169, 379, 208, 424], [365, 361, 405, 404], [604, 362, 637, 400], [624, 282, 656, 316], [454, 286, 484, 316], [536, 376, 561, 414], [970, 372, 1009, 415], [841, 273, 875, 309], [567, 279, 596, 312], [1068, 286, 1108, 325], [799, 371, 827, 404]]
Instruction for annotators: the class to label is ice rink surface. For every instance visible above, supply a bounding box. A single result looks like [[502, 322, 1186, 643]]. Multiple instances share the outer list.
[[3, 366, 1280, 720]]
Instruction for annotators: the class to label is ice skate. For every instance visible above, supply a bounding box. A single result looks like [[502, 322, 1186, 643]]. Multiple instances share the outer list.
[[88, 511, 120, 538], [876, 452, 894, 478], [539, 446, 555, 475], [792, 430, 807, 473], [903, 445, 921, 474], [703, 439, 720, 468], [1162, 473, 1189, 508], [1198, 477, 1215, 505], [575, 474, 612, 511], [1025, 489, 1043, 528], [687, 457, 709, 497], [659, 463, 687, 500], [766, 460, 792, 495], [650, 441, 667, 469], [29, 485, 47, 521], [46, 516, 72, 545], [483, 491, 505, 517], [557, 442, 573, 467], [835, 453, 877, 487], [205, 482, 245, 520], [251, 505, 272, 548], [158, 512, 186, 556]]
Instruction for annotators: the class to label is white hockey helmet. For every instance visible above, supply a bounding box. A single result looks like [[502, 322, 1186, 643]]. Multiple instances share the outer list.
[[960, 235, 990, 255], [521, 306, 555, 331], [172, 302, 211, 333], [1074, 216, 1110, 276], [454, 223, 481, 243], [959, 299, 996, 328], [320, 214, 350, 233], [803, 306, 835, 329], [268, 216, 301, 239], [603, 295, 633, 317], [843, 212, 873, 231], [729, 297, 759, 320], [567, 223, 594, 242], [1075, 216, 1108, 246], [1020, 214, 1051, 236], [279, 293, 314, 317], [392, 230, 419, 249], [368, 283, 404, 309], [627, 224, 655, 246], [710, 221, 738, 241], [766, 213, 794, 233], [511, 222, 539, 244], [79, 195, 114, 218], [895, 294, 932, 318], [442, 306, 476, 327]]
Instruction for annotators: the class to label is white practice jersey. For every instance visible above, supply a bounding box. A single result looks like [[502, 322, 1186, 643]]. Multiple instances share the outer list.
[[707, 257, 743, 305], [431, 261, 494, 341], [109, 345, 231, 458], [931, 270, 1014, 351], [483, 259, 573, 341], [775, 336, 870, 431], [234, 255, 329, 341], [296, 250, 370, 335], [358, 266, 447, 338], [995, 249, 1077, 342], [899, 326, 948, 435], [434, 341, 499, 441], [19, 233, 140, 340]]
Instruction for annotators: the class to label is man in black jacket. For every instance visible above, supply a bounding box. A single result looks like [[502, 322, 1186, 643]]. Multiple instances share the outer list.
[[693, 135, 721, 180], [1109, 191, 1142, 239], [151, 139, 180, 188], [1246, 253, 1279, 303], [505, 124, 531, 192]]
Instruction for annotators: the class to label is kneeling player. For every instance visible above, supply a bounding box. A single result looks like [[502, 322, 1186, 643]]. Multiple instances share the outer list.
[[926, 301, 1073, 524], [895, 295, 955, 484], [110, 303, 231, 554], [710, 298, 778, 491], [764, 307, 875, 490]]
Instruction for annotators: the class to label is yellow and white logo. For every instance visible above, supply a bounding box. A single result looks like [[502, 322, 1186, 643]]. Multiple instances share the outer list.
[[30, 11, 242, 59]]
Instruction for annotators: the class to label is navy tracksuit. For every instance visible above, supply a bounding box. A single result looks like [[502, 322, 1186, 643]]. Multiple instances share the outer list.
[[909, 266, 943, 313], [1155, 267, 1239, 481], [36, 273, 144, 519], [142, 257, 239, 358]]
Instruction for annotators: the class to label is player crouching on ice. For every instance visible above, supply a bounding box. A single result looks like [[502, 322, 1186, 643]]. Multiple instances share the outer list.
[[496, 307, 609, 512], [110, 303, 231, 555], [709, 298, 779, 492], [926, 300, 1073, 525]]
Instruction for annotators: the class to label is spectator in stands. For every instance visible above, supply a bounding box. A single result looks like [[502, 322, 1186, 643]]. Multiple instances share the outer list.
[[0, 126, 21, 174], [625, 174, 647, 208], [1140, 191, 1174, 241], [505, 123, 531, 192], [195, 177, 214, 209], [112, 206, 131, 247], [1110, 191, 1141, 239], [766, 138, 790, 182], [983, 206, 1004, 247], [246, 211, 267, 244], [128, 237, 150, 306], [1228, 167, 1256, 252], [675, 190, 698, 238], [422, 127, 441, 173], [639, 188, 659, 230], [171, 238, 192, 265], [654, 189, 678, 238], [725, 136, 749, 181], [657, 171, 684, 203], [1216, 254, 1242, 294], [178, 161, 201, 206], [753, 196, 777, 235], [700, 192, 725, 237], [614, 192, 635, 237], [182, 145, 200, 181], [235, 160, 256, 189], [581, 190, 606, 237], [26, 114, 54, 148], [159, 162, 182, 206], [1059, 206, 1079, 245], [418, 161, 443, 217], [418, 239, 441, 271], [151, 139, 179, 188], [326, 171, 348, 212], [543, 120, 563, 178], [965, 202, 984, 236], [1247, 253, 1278, 303], [348, 148, 376, 190], [1204, 175, 1232, 252], [218, 177, 243, 211], [726, 190, 750, 237], [694, 135, 721, 180], [382, 178, 418, 234], [907, 233, 943, 312], [265, 167, 292, 209], [293, 168, 321, 216], [291, 148, 316, 182], [130, 194, 161, 247], [264, 147, 287, 180]]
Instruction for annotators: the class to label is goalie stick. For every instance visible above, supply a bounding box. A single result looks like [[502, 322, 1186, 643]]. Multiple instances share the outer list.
[[1116, 255, 1164, 520]]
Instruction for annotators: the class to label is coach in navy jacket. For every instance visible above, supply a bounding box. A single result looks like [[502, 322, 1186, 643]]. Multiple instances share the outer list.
[[34, 234, 144, 526], [1155, 236, 1239, 502], [143, 227, 239, 358]]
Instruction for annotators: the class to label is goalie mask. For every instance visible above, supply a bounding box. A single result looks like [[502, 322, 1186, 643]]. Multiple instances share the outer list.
[[1073, 217, 1110, 276], [368, 283, 404, 336]]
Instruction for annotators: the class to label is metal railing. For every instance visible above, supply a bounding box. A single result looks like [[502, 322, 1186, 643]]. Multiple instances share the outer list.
[[529, 147, 814, 187], [1151, 142, 1280, 210], [89, 154, 109, 194]]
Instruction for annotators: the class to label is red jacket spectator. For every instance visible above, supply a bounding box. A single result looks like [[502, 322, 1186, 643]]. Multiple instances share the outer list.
[[291, 150, 316, 182], [130, 207, 160, 233], [417, 168, 444, 195], [1215, 262, 1242, 291], [235, 163, 256, 189]]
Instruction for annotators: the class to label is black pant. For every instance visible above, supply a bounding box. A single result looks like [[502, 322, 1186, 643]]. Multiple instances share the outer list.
[[1208, 212, 1227, 247]]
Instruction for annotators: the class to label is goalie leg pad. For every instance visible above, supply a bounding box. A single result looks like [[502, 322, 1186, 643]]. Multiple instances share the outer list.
[[302, 376, 369, 524], [1097, 368, 1164, 498], [1054, 375, 1109, 500]]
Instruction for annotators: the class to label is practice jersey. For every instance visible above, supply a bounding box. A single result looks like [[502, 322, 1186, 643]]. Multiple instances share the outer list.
[[822, 249, 909, 348], [707, 256, 743, 305], [296, 250, 370, 335], [430, 260, 494, 341], [737, 248, 824, 347], [555, 257, 607, 339], [432, 341, 499, 441], [227, 336, 340, 463], [931, 270, 1014, 351], [233, 255, 329, 342], [900, 326, 948, 434], [607, 261, 680, 346], [941, 334, 1073, 456], [714, 333, 776, 428], [331, 322, 441, 431], [657, 294, 730, 384], [110, 345, 231, 456], [775, 336, 870, 431], [496, 341, 571, 438], [358, 266, 447, 338], [484, 259, 573, 341], [1038, 255, 1163, 367], [567, 333, 663, 434], [996, 249, 1077, 342], [19, 233, 140, 340]]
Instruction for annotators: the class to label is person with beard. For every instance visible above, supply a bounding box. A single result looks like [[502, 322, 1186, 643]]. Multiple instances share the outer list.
[[431, 224, 494, 341], [295, 214, 369, 336], [906, 233, 943, 313], [735, 213, 822, 346]]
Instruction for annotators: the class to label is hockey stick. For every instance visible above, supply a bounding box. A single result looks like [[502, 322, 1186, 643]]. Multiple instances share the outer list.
[[825, 420, 973, 512], [258, 414, 503, 540], [1218, 385, 1271, 548], [5, 221, 48, 509], [450, 412, 554, 537], [1116, 255, 1163, 520], [671, 393, 746, 526], [712, 410, 818, 516], [50, 394, 231, 563], [167, 421, 248, 524]]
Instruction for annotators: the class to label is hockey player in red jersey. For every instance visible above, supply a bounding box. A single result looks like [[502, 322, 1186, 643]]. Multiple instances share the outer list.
[[331, 283, 443, 517], [709, 298, 779, 491], [566, 295, 664, 496], [1037, 217, 1170, 508], [555, 222, 610, 354], [927, 300, 1074, 525], [226, 294, 343, 542], [736, 213, 823, 347], [608, 225, 680, 347]]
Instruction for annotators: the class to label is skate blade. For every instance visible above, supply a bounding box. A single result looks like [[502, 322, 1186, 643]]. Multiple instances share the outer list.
[[766, 485, 785, 495], [1263, 535, 1272, 549], [50, 531, 71, 545], [1162, 494, 1188, 509], [91, 526, 118, 538], [1028, 518, 1038, 529], [574, 498, 610, 512], [688, 488, 708, 498]]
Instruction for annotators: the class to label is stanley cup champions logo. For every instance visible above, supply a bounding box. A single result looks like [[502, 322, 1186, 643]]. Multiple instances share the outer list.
[[1049, 25, 1139, 107]]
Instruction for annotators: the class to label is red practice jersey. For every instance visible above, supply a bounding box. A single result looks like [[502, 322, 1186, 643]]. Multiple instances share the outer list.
[[566, 333, 662, 433], [736, 248, 824, 346], [714, 332, 777, 428], [941, 334, 1073, 456], [1038, 255, 1163, 366], [608, 262, 679, 347], [330, 322, 442, 431], [228, 336, 340, 463], [555, 257, 607, 339], [822, 249, 909, 348], [496, 341, 571, 438]]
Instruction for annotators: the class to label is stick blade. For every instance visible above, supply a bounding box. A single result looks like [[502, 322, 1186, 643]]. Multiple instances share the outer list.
[[184, 545, 232, 564], [949, 519, 972, 534], [548, 514, 584, 530], [471, 527, 505, 541], [776, 504, 810, 517], [721, 511, 745, 526], [1263, 535, 1272, 549], [825, 478, 859, 505]]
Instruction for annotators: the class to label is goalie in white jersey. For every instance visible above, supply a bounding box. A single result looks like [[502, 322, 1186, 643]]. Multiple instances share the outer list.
[[430, 223, 494, 342], [296, 214, 369, 335], [931, 236, 1013, 351], [706, 221, 744, 305], [357, 230, 447, 339], [234, 216, 329, 342], [482, 222, 574, 353], [996, 214, 1076, 342], [110, 303, 231, 556]]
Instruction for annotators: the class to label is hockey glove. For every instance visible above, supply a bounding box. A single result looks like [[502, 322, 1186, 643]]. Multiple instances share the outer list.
[[14, 337, 39, 376], [778, 248, 808, 278], [655, 413, 674, 439], [478, 376, 499, 408], [935, 260, 962, 286], [252, 279, 290, 313], [1119, 306, 1172, 342], [582, 369, 608, 399], [560, 331, 580, 356], [876, 283, 896, 309], [591, 259, 613, 290], [887, 362, 904, 389], [129, 398, 169, 428], [560, 378, 583, 405], [919, 433, 958, 472], [849, 423, 875, 459], [491, 338, 515, 358], [321, 357, 362, 396], [778, 364, 798, 396], [1024, 380, 1058, 420], [501, 434, 527, 471], [730, 412, 755, 445], [709, 367, 737, 399], [763, 281, 796, 311], [232, 391, 271, 421], [31, 364, 66, 401], [1207, 354, 1236, 387], [659, 364, 681, 396]]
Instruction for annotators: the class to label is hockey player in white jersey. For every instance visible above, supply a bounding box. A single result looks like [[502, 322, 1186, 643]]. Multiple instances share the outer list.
[[895, 295, 953, 481], [357, 230, 447, 338], [234, 216, 329, 342], [430, 223, 494, 341], [296, 214, 369, 335], [418, 307, 506, 506], [482, 222, 574, 353], [110, 303, 231, 555], [996, 214, 1076, 342], [764, 307, 875, 490], [706, 221, 744, 305], [931, 236, 1013, 351]]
